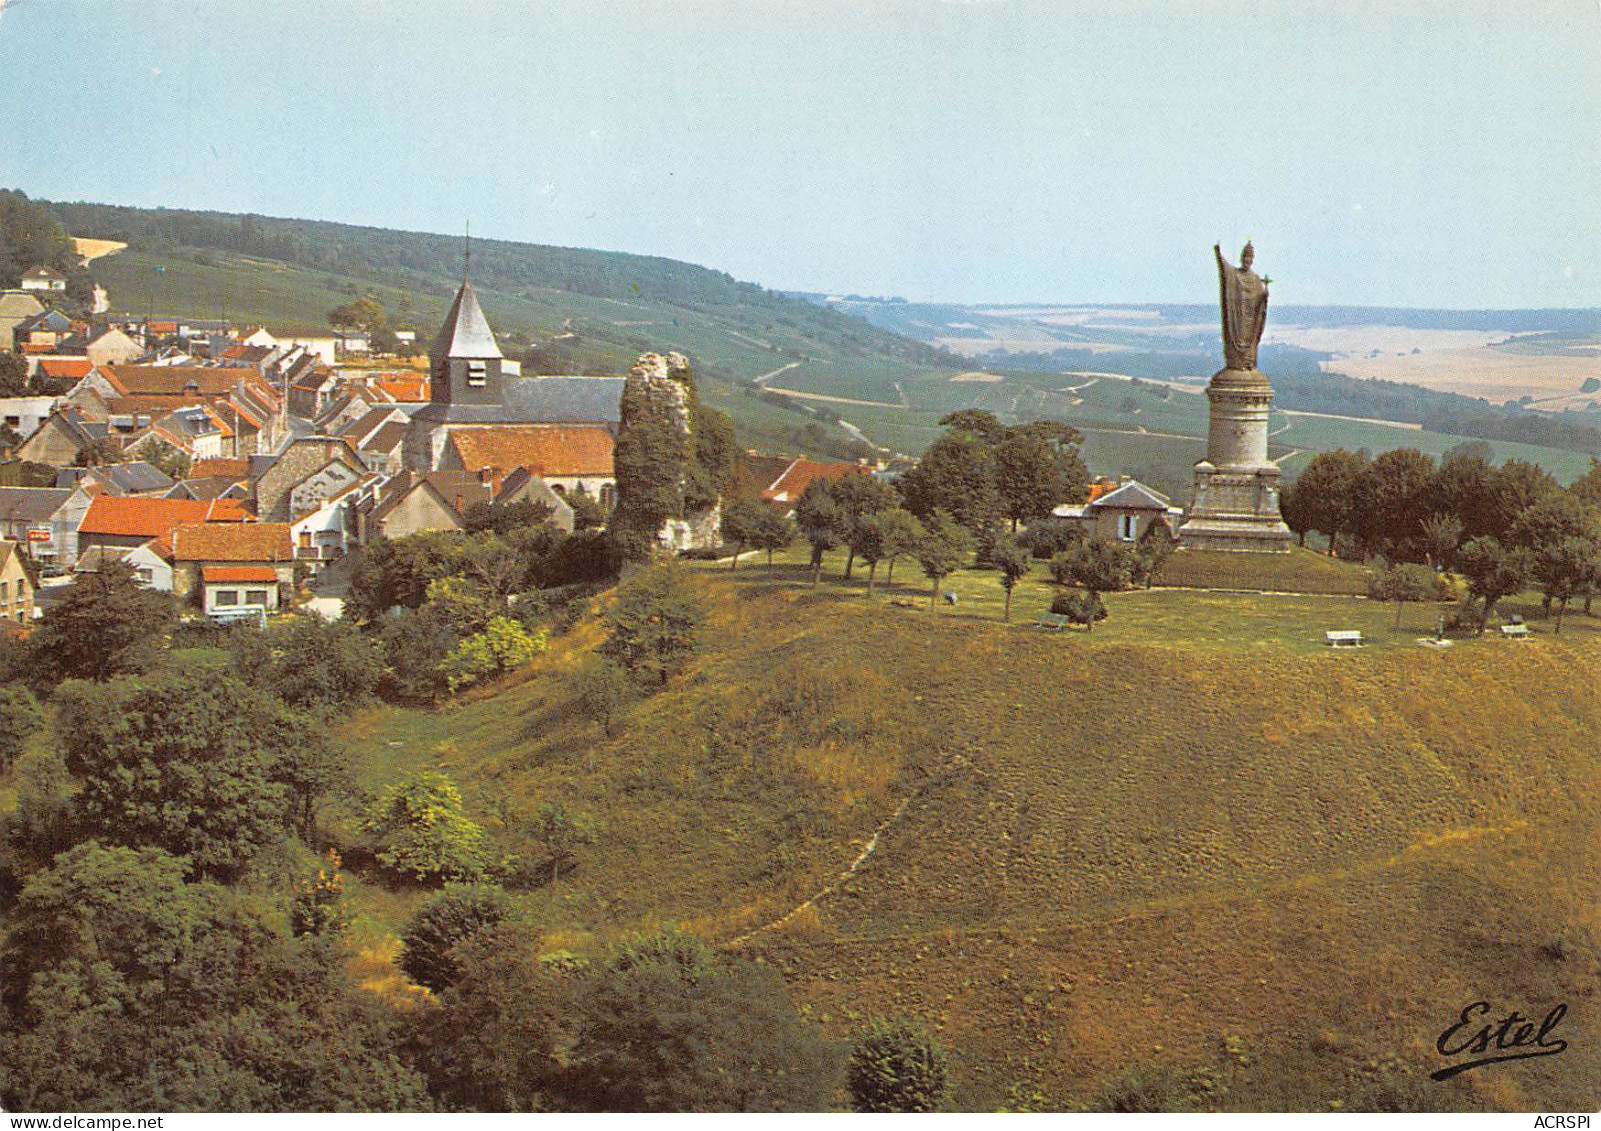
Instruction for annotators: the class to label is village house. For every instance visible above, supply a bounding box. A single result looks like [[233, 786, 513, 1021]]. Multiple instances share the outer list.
[[77, 495, 252, 556], [19, 266, 66, 293], [14, 406, 110, 466], [124, 538, 176, 591], [1053, 477, 1183, 543], [291, 472, 381, 571], [0, 396, 63, 442], [56, 461, 175, 497], [271, 329, 339, 366], [80, 327, 144, 367], [252, 435, 366, 522], [32, 356, 94, 384], [0, 485, 94, 569], [734, 453, 871, 509], [0, 540, 37, 624], [13, 308, 75, 353], [0, 292, 46, 350], [358, 469, 493, 542], [168, 520, 295, 608]]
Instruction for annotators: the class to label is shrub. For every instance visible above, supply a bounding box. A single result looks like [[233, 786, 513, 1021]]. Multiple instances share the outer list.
[[1022, 517, 1085, 560], [399, 883, 512, 992], [364, 771, 489, 884], [847, 1016, 953, 1112], [571, 658, 637, 738], [1051, 589, 1106, 630], [0, 684, 44, 772], [290, 849, 349, 938], [599, 561, 704, 688], [439, 616, 549, 692]]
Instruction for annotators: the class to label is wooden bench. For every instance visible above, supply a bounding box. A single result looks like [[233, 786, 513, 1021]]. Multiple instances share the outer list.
[[1037, 612, 1071, 631], [1500, 623, 1531, 639], [1325, 630, 1365, 648]]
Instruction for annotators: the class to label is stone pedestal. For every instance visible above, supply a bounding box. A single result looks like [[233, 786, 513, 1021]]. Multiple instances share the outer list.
[[1177, 367, 1293, 552]]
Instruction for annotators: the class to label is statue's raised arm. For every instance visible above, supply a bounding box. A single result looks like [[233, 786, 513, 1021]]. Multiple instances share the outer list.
[[1215, 241, 1269, 372]]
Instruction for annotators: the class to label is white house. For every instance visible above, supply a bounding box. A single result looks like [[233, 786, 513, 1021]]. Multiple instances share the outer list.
[[125, 539, 176, 592], [271, 330, 338, 365], [0, 396, 62, 441], [20, 266, 66, 293]]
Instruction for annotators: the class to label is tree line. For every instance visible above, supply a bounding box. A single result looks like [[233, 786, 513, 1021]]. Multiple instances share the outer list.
[[1283, 445, 1601, 631]]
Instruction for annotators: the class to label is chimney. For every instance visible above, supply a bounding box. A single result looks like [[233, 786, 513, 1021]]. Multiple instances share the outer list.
[[455, 492, 465, 514]]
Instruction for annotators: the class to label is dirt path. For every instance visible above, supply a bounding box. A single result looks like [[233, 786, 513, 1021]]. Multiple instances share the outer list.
[[752, 361, 802, 387], [764, 385, 906, 409]]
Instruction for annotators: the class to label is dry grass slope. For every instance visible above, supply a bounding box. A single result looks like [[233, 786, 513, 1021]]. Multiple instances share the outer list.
[[333, 570, 1600, 1112]]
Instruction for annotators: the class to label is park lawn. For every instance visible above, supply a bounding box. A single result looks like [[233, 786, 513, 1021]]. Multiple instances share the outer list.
[[1152, 546, 1372, 594]]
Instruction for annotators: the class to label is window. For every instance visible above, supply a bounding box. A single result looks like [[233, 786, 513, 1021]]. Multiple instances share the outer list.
[[246, 589, 270, 606], [214, 589, 239, 606], [1118, 514, 1138, 541], [0, 581, 9, 601], [599, 483, 616, 511], [466, 361, 487, 388]]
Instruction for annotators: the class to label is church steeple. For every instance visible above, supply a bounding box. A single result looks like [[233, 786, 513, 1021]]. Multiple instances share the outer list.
[[428, 235, 505, 407]]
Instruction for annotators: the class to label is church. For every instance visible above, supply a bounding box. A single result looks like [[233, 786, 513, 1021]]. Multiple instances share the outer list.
[[403, 276, 627, 508]]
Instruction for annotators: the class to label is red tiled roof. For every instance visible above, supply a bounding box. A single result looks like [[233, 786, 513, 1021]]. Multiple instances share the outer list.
[[448, 426, 614, 478], [100, 365, 242, 397], [190, 457, 251, 480], [202, 565, 278, 583], [146, 321, 178, 334], [80, 495, 253, 538], [172, 522, 293, 563], [36, 357, 94, 379], [764, 457, 867, 503], [371, 372, 430, 402]]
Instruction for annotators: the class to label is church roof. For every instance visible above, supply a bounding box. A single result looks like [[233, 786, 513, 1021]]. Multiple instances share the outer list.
[[431, 281, 502, 361], [412, 375, 626, 426]]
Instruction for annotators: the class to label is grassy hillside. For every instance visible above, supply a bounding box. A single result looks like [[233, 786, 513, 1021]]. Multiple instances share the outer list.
[[330, 560, 1600, 1111]]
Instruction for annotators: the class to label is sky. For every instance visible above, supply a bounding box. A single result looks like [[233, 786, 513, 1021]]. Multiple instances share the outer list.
[[0, 0, 1596, 308]]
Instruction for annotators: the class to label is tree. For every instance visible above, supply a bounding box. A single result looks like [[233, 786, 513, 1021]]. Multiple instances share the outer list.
[[1279, 475, 1315, 547], [569, 491, 606, 531], [1506, 492, 1600, 553], [1532, 536, 1601, 632], [535, 800, 600, 884], [1070, 539, 1139, 595], [328, 294, 388, 332], [720, 496, 767, 570], [1133, 519, 1177, 587], [794, 478, 845, 587], [847, 1017, 953, 1112], [572, 658, 637, 739], [1021, 516, 1086, 561], [1355, 448, 1435, 560], [831, 473, 898, 579], [364, 770, 489, 884], [26, 560, 175, 686], [990, 534, 1031, 621], [1288, 449, 1367, 552], [406, 921, 559, 1111], [599, 561, 704, 688], [0, 351, 31, 397], [54, 667, 318, 879], [378, 608, 459, 704], [900, 430, 1004, 536], [1428, 451, 1497, 540], [73, 435, 125, 468], [400, 883, 512, 992], [438, 615, 549, 692], [916, 509, 973, 610], [1419, 512, 1464, 572], [1456, 536, 1531, 632], [748, 506, 796, 576], [1367, 562, 1444, 627], [873, 507, 924, 586], [240, 615, 381, 716], [556, 930, 839, 1112], [1, 841, 428, 1112], [0, 684, 43, 772], [1485, 459, 1560, 541], [849, 510, 889, 595], [993, 424, 1087, 532], [1569, 457, 1601, 512]]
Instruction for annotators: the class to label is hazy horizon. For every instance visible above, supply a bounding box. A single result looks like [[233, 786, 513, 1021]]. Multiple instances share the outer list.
[[1, 0, 1596, 311]]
